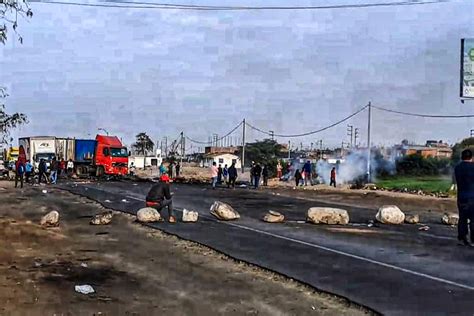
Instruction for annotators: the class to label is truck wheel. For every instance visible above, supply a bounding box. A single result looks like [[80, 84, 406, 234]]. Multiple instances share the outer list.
[[96, 166, 105, 177], [76, 166, 85, 177]]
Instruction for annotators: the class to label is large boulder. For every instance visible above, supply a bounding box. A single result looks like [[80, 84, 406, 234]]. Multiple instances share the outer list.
[[263, 210, 285, 223], [210, 201, 240, 220], [405, 214, 420, 224], [306, 207, 349, 225], [182, 209, 199, 223], [90, 211, 113, 225], [442, 213, 459, 226], [40, 211, 60, 227], [376, 205, 405, 224], [137, 207, 161, 223]]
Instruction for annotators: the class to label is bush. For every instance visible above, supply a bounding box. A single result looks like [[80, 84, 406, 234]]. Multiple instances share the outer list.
[[396, 154, 450, 176]]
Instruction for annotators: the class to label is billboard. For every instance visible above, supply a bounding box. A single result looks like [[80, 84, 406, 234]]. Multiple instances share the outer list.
[[461, 39, 474, 98]]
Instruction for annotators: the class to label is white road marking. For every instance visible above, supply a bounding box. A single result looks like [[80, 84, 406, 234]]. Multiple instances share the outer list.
[[83, 186, 474, 291]]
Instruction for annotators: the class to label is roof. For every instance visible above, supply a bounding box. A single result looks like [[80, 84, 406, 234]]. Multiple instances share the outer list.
[[95, 135, 123, 147], [204, 153, 239, 158]]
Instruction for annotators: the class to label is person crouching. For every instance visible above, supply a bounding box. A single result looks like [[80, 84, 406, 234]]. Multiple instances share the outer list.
[[145, 174, 176, 223]]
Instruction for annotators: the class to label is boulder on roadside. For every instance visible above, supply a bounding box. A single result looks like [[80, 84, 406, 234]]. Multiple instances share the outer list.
[[375, 205, 405, 224], [441, 213, 459, 226], [182, 209, 199, 223], [404, 214, 420, 224], [306, 207, 350, 225], [40, 211, 60, 227], [136, 207, 161, 223], [210, 201, 240, 220], [263, 210, 285, 223], [90, 211, 113, 225]]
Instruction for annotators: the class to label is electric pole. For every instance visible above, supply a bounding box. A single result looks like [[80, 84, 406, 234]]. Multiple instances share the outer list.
[[470, 129, 474, 137], [354, 128, 359, 148], [367, 102, 372, 182], [180, 131, 184, 166], [269, 130, 274, 141], [288, 140, 291, 160], [241, 119, 246, 173], [347, 125, 354, 148]]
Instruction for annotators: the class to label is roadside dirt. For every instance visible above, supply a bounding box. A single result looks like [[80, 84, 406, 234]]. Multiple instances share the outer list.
[[0, 181, 372, 315]]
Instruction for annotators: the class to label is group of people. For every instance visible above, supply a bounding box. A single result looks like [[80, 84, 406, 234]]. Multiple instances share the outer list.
[[14, 157, 75, 188], [210, 162, 238, 189], [249, 162, 269, 189], [289, 161, 337, 188], [159, 161, 181, 178]]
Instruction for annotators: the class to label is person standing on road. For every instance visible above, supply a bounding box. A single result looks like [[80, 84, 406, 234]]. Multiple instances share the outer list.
[[38, 159, 49, 184], [15, 160, 25, 189], [330, 167, 336, 187], [25, 160, 33, 184], [67, 159, 74, 177], [59, 158, 66, 178], [50, 158, 59, 184], [250, 162, 256, 186], [294, 169, 302, 187], [454, 149, 474, 246], [176, 162, 181, 177], [276, 161, 282, 179], [303, 160, 312, 186], [253, 163, 262, 189], [129, 162, 136, 176], [223, 164, 229, 185], [145, 174, 176, 223], [262, 165, 269, 186], [210, 161, 218, 189], [159, 162, 166, 176], [168, 162, 174, 179], [228, 162, 238, 189], [217, 164, 223, 184]]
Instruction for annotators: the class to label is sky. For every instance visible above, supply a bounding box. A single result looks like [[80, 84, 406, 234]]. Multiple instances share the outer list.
[[1, 0, 474, 151]]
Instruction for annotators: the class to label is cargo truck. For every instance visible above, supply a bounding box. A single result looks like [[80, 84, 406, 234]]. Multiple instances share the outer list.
[[19, 136, 58, 171], [74, 135, 128, 177]]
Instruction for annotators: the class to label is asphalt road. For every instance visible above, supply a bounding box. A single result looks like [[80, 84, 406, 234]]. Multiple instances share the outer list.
[[61, 180, 474, 315]]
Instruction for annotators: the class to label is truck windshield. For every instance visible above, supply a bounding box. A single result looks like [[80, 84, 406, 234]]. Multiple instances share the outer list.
[[110, 147, 128, 157], [35, 153, 56, 162]]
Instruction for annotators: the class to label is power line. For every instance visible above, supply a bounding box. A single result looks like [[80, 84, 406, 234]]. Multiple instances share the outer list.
[[185, 121, 243, 145], [32, 0, 451, 11], [372, 105, 474, 118], [245, 105, 369, 138]]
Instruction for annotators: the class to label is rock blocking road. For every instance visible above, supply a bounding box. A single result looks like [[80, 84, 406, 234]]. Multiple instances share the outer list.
[[62, 181, 474, 315]]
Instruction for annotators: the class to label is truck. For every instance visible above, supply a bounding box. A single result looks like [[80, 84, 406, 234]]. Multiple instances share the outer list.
[[19, 136, 58, 171], [74, 135, 128, 177]]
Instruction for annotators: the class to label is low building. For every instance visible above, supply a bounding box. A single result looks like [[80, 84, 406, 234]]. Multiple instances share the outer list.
[[129, 149, 163, 169], [391, 140, 452, 159], [204, 146, 239, 155], [200, 153, 241, 169]]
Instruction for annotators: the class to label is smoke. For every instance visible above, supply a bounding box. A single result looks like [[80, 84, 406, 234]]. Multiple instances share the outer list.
[[315, 149, 396, 184]]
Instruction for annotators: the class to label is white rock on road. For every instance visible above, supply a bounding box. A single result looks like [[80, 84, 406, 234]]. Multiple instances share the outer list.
[[263, 210, 285, 223], [306, 207, 350, 225], [404, 214, 420, 224], [442, 213, 459, 226], [40, 211, 60, 227], [210, 201, 240, 221], [375, 205, 405, 224], [182, 209, 199, 223], [90, 211, 113, 225], [136, 208, 162, 223]]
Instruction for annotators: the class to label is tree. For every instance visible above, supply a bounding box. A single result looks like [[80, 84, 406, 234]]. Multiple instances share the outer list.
[[0, 88, 28, 145], [1, 0, 33, 44], [241, 139, 284, 175], [451, 137, 474, 165], [132, 132, 154, 156]]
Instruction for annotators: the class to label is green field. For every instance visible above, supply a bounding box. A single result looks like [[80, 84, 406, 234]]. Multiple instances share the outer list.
[[375, 176, 452, 193]]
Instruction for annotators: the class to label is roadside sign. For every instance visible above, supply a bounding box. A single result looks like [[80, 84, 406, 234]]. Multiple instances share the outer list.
[[460, 39, 474, 99]]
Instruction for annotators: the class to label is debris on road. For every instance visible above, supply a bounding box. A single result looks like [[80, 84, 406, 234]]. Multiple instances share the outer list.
[[441, 213, 459, 226], [404, 214, 420, 224], [263, 210, 285, 223], [42, 190, 48, 194], [80, 262, 88, 268], [375, 205, 405, 224], [136, 207, 162, 223], [121, 199, 128, 203], [210, 201, 240, 220], [182, 209, 199, 223], [104, 199, 111, 203], [40, 211, 60, 227], [418, 226, 430, 231], [90, 211, 113, 225], [306, 207, 350, 225], [75, 284, 95, 295], [239, 184, 247, 188]]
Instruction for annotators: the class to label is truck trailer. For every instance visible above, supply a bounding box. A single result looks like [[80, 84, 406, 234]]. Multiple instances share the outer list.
[[19, 136, 58, 171]]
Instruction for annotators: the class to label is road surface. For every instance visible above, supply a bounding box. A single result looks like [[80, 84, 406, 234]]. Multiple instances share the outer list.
[[62, 180, 474, 315]]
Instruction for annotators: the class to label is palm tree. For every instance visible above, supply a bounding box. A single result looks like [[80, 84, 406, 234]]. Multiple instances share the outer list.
[[133, 132, 154, 156]]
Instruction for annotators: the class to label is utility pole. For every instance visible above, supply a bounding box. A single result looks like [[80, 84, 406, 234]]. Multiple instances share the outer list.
[[367, 102, 372, 183], [164, 136, 168, 159], [470, 129, 474, 137], [288, 141, 291, 160], [241, 119, 246, 173], [269, 130, 274, 141], [354, 128, 359, 148], [180, 132, 184, 166], [347, 125, 354, 148]]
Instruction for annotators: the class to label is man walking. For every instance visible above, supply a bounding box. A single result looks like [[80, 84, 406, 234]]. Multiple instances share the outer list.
[[303, 160, 312, 186], [25, 160, 33, 184], [454, 149, 474, 246], [228, 162, 238, 189], [223, 164, 229, 185], [253, 163, 262, 189], [217, 164, 223, 184], [67, 159, 74, 177], [15, 160, 25, 189], [50, 158, 58, 184], [210, 161, 218, 189], [38, 159, 49, 184], [276, 161, 282, 179], [262, 164, 269, 186], [145, 174, 176, 223], [330, 167, 336, 188], [176, 162, 181, 177]]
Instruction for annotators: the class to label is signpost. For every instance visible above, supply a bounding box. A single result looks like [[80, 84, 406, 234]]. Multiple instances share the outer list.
[[460, 39, 474, 100]]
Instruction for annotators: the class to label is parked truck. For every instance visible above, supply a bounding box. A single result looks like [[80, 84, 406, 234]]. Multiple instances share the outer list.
[[19, 136, 58, 171], [74, 135, 128, 177]]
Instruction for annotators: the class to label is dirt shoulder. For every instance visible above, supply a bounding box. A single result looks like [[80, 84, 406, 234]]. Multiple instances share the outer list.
[[0, 181, 372, 315]]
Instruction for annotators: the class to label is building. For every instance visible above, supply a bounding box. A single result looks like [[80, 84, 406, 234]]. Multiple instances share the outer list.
[[204, 146, 239, 155], [200, 153, 241, 169], [128, 149, 163, 169], [391, 140, 452, 159]]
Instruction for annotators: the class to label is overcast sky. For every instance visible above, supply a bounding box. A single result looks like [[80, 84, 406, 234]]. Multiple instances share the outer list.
[[1, 0, 474, 150]]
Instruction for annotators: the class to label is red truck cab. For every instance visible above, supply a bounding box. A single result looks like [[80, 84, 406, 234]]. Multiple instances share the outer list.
[[95, 135, 129, 176]]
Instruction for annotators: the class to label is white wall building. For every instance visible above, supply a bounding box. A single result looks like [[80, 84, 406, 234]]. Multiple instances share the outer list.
[[129, 149, 163, 169], [200, 153, 241, 169]]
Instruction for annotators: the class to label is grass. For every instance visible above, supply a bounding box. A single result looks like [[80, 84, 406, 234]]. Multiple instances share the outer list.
[[375, 175, 452, 193]]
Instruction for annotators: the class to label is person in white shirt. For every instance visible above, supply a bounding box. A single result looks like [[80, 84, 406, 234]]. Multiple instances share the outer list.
[[67, 159, 74, 177]]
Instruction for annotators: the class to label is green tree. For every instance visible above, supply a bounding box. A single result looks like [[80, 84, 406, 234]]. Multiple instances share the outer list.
[[0, 88, 28, 145], [132, 132, 154, 155], [451, 137, 474, 165], [241, 139, 284, 175], [1, 0, 33, 44]]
